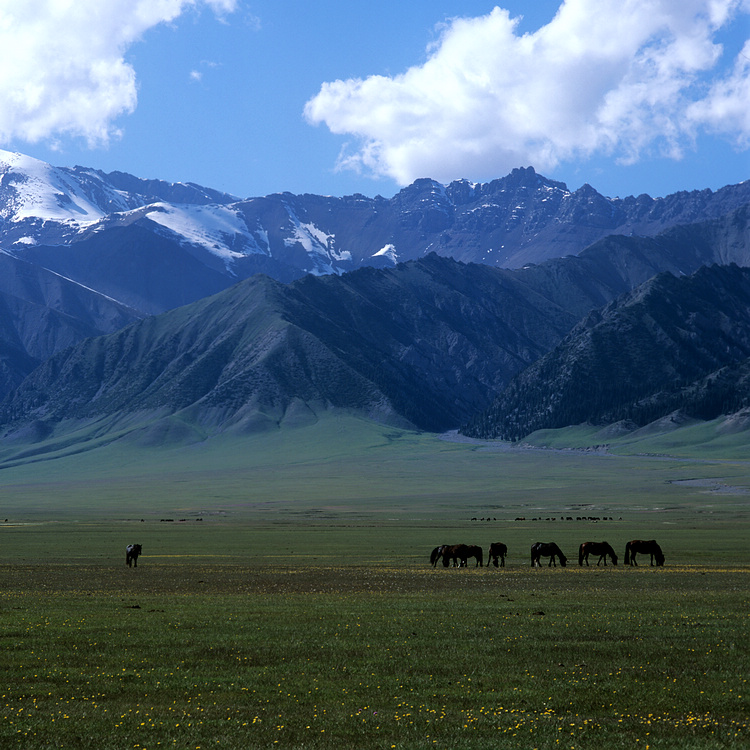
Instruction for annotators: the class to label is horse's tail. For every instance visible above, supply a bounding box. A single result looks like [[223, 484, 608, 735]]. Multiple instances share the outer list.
[[578, 543, 585, 566], [624, 542, 631, 565], [430, 547, 439, 565], [476, 547, 483, 567]]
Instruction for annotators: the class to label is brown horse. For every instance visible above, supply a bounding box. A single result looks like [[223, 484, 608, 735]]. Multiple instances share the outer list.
[[125, 544, 142, 568], [579, 541, 618, 566], [442, 544, 483, 567], [531, 542, 567, 567], [487, 542, 507, 568], [430, 545, 450, 567], [624, 539, 664, 566], [441, 544, 462, 567]]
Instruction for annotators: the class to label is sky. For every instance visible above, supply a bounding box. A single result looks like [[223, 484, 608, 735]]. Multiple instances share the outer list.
[[0, 0, 749, 201]]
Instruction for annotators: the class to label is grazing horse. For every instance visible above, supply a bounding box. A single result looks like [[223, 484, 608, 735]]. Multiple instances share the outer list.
[[624, 539, 664, 566], [487, 542, 507, 568], [442, 544, 464, 567], [579, 541, 618, 566], [531, 542, 567, 567], [430, 545, 449, 567], [125, 544, 142, 568], [442, 544, 483, 568], [465, 544, 483, 567]]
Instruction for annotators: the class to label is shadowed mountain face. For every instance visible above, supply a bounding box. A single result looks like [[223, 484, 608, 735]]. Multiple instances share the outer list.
[[0, 255, 581, 436], [0, 251, 142, 399], [464, 264, 750, 440]]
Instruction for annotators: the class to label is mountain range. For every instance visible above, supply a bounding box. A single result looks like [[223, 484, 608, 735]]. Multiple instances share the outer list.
[[4, 150, 750, 289], [1, 149, 749, 450]]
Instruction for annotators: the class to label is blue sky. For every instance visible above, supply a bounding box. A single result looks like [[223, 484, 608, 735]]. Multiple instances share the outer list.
[[1, 1, 749, 201]]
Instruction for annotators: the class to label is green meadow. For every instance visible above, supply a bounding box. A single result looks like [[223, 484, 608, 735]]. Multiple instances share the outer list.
[[0, 413, 748, 748]]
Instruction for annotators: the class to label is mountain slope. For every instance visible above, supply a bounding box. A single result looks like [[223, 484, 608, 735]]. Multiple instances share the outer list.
[[515, 202, 750, 312], [0, 255, 584, 439], [0, 250, 142, 398], [464, 264, 750, 440], [19, 224, 238, 315]]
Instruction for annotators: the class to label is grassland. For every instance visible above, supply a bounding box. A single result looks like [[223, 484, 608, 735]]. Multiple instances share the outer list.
[[0, 413, 748, 748]]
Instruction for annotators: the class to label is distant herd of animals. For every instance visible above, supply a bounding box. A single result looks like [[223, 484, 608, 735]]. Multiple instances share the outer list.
[[472, 516, 618, 522], [430, 540, 665, 568]]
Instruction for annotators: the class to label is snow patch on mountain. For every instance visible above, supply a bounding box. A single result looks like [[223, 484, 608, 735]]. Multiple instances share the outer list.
[[373, 244, 398, 263], [282, 202, 351, 274], [0, 150, 109, 224], [143, 203, 260, 261]]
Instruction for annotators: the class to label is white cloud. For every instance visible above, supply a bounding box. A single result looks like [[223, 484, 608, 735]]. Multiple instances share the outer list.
[[688, 39, 750, 146], [304, 0, 750, 185], [0, 0, 236, 147]]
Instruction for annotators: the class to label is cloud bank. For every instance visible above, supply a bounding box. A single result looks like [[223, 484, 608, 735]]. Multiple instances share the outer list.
[[304, 0, 750, 185], [0, 0, 235, 147]]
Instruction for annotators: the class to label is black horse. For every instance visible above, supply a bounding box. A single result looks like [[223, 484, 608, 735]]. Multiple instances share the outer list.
[[487, 542, 507, 568], [579, 541, 618, 566], [465, 544, 483, 567], [430, 545, 449, 567], [531, 541, 567, 567], [624, 539, 664, 566], [442, 544, 483, 568], [125, 544, 142, 568]]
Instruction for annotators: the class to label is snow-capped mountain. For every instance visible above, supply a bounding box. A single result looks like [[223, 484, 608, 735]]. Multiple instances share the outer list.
[[0, 150, 111, 226], [1, 146, 749, 350], [4, 149, 750, 300], [0, 149, 238, 247]]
